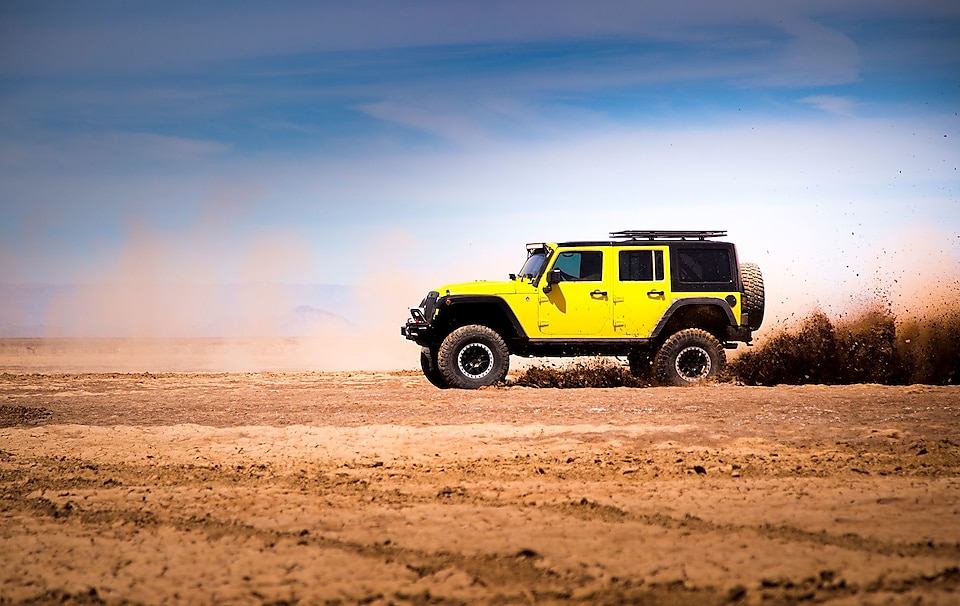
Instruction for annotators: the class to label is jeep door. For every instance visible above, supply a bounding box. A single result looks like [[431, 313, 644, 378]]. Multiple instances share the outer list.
[[537, 249, 611, 335], [612, 246, 671, 337]]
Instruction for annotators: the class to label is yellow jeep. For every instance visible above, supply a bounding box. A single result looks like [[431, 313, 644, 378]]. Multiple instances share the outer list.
[[401, 230, 764, 388]]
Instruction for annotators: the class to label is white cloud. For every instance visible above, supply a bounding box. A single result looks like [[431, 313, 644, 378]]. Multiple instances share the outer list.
[[799, 95, 859, 116], [754, 15, 861, 87]]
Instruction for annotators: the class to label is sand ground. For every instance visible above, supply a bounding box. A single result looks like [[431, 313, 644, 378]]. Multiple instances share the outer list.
[[1, 340, 959, 605]]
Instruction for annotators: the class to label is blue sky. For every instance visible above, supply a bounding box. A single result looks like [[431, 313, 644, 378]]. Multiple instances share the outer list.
[[1, 1, 958, 341]]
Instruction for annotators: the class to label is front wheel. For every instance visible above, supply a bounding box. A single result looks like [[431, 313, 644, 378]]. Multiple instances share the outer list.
[[437, 325, 510, 389], [654, 329, 725, 386]]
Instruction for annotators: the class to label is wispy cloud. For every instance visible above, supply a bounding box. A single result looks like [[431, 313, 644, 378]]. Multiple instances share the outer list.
[[2, 2, 954, 75], [356, 100, 489, 145], [0, 131, 232, 173], [799, 95, 859, 116], [96, 132, 232, 158]]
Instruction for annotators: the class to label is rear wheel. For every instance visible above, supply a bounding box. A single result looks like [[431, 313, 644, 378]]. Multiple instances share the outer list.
[[420, 347, 448, 389], [437, 325, 510, 389], [654, 329, 725, 386]]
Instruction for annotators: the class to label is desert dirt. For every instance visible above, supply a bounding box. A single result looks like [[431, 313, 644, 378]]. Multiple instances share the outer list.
[[1, 341, 959, 605]]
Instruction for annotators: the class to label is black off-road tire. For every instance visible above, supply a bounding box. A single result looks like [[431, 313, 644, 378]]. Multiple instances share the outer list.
[[740, 262, 765, 331], [654, 329, 725, 386], [437, 325, 510, 389], [420, 347, 449, 389]]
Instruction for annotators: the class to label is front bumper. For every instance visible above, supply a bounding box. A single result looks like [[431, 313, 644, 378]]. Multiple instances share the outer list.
[[401, 308, 434, 345]]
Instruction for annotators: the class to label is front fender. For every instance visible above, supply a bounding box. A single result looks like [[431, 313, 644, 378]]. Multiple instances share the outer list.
[[434, 295, 528, 342]]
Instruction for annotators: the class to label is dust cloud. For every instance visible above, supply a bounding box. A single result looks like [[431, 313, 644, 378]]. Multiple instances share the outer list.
[[746, 224, 960, 338], [14, 218, 436, 373], [44, 222, 307, 339]]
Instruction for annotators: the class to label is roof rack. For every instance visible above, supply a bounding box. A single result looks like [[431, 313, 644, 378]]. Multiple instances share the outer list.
[[610, 230, 727, 241]]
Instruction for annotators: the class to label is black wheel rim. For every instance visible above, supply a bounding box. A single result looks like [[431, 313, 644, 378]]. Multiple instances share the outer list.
[[458, 343, 494, 379], [675, 346, 711, 381]]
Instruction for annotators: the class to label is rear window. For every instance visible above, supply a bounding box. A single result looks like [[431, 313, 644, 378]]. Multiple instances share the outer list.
[[676, 248, 733, 284], [619, 250, 664, 281]]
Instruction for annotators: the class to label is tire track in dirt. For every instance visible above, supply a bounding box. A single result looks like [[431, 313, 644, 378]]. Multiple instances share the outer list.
[[553, 498, 960, 560], [15, 478, 956, 606], [5, 461, 728, 604], [5, 444, 960, 604]]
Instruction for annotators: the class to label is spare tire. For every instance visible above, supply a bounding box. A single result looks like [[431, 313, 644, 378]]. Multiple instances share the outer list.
[[740, 262, 765, 330]]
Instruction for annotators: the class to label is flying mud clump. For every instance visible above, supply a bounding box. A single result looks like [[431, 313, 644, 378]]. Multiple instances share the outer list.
[[510, 357, 650, 388], [731, 306, 960, 386]]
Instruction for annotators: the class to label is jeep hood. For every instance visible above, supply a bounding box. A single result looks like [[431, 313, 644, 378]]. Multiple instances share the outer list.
[[435, 280, 521, 296]]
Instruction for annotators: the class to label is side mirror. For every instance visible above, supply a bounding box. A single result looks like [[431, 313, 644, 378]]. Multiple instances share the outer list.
[[543, 268, 561, 293]]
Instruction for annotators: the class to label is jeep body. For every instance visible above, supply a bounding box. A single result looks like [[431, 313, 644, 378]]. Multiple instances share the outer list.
[[402, 230, 765, 388]]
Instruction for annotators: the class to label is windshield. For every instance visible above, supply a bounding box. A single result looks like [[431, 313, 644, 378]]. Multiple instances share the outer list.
[[518, 250, 547, 280]]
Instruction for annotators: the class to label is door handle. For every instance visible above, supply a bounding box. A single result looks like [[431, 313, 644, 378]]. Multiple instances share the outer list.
[[590, 290, 608, 297], [647, 290, 665, 298]]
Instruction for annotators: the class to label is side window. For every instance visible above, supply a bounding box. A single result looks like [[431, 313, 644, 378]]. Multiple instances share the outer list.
[[553, 251, 603, 281], [619, 250, 664, 282], [677, 248, 732, 283]]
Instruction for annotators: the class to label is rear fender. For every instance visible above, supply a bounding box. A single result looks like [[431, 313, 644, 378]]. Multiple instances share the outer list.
[[652, 299, 737, 342]]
